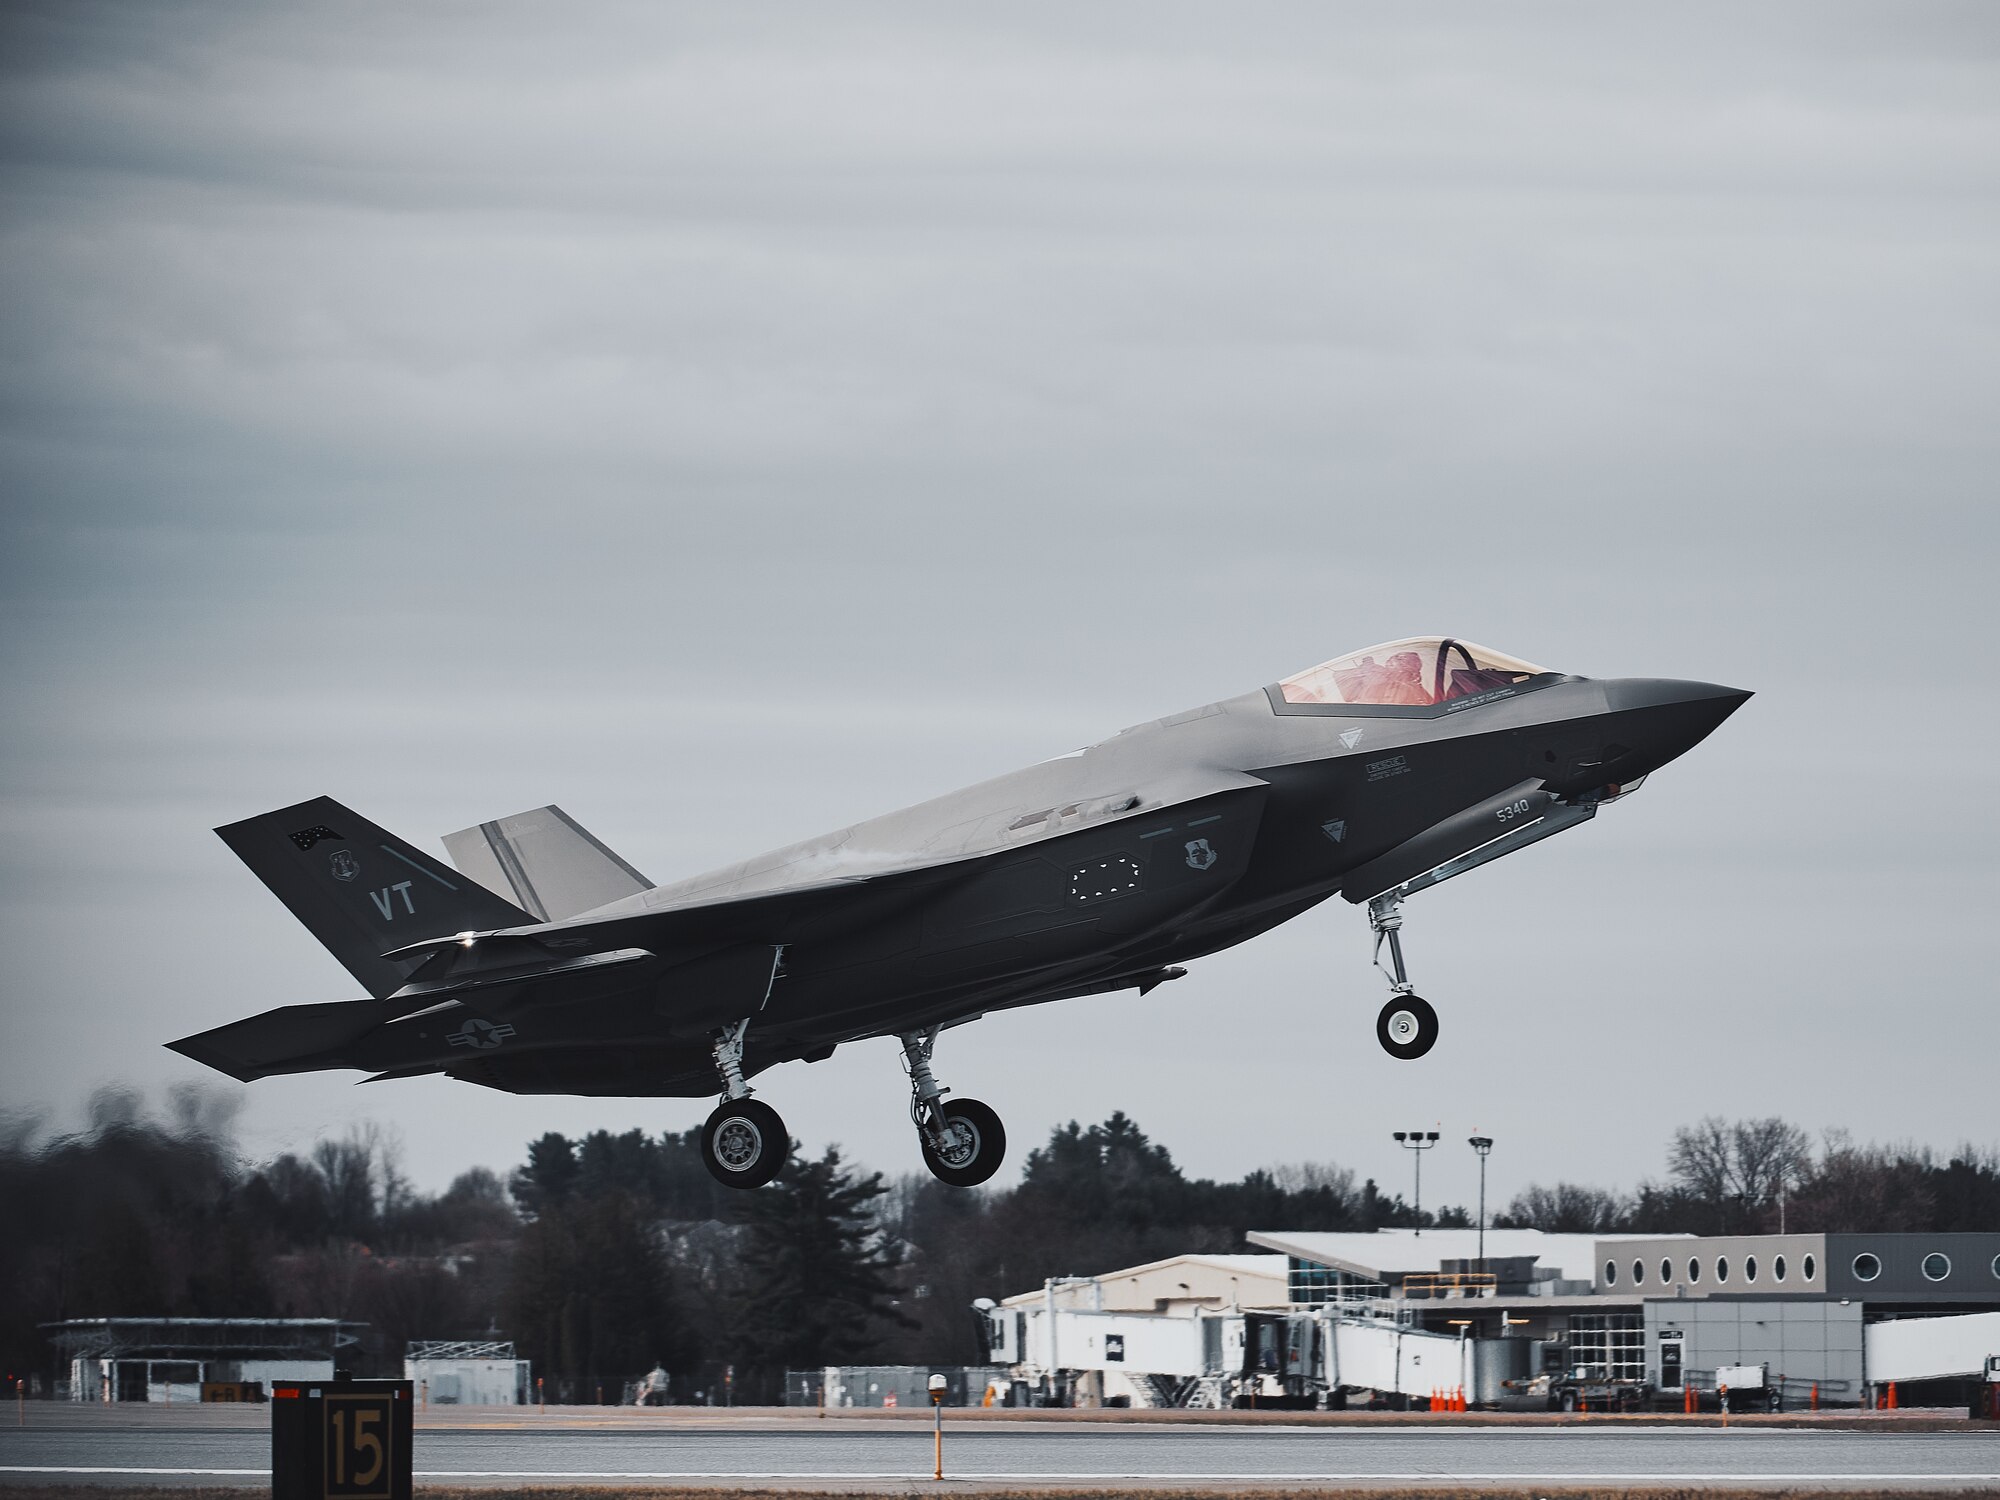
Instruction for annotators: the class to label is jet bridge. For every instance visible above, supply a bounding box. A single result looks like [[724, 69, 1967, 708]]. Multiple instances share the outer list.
[[990, 1301, 1518, 1406], [1865, 1312, 2000, 1384]]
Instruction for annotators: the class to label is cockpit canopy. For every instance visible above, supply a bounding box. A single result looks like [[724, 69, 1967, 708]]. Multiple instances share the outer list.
[[1278, 637, 1552, 709]]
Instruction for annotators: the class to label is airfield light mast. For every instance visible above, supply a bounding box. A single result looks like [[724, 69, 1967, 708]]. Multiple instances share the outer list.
[[1393, 1130, 1440, 1236], [1468, 1136, 1494, 1273]]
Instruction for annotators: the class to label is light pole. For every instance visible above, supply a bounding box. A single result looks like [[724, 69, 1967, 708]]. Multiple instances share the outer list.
[[1393, 1130, 1439, 1234], [1468, 1136, 1494, 1274]]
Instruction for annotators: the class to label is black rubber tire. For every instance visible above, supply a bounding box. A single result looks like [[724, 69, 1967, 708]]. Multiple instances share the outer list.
[[700, 1097, 788, 1189], [920, 1098, 1007, 1187], [1376, 994, 1439, 1060]]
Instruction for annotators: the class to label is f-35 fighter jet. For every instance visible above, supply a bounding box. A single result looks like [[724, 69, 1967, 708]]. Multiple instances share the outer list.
[[171, 638, 1748, 1190]]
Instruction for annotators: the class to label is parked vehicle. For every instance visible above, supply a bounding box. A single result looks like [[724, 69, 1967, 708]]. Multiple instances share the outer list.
[[1716, 1362, 1781, 1413], [1492, 1341, 1651, 1412]]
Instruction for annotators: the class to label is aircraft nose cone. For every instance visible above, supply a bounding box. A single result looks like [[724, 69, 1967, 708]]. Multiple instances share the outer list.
[[1605, 678, 1754, 718], [1598, 678, 1753, 773]]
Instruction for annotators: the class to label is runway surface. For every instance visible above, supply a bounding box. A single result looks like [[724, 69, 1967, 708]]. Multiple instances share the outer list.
[[4, 1407, 1997, 1490]]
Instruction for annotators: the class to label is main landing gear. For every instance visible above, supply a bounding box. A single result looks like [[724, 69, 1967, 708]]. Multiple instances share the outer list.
[[695, 1018, 1008, 1191], [698, 1019, 789, 1188], [901, 1027, 1007, 1188], [1368, 894, 1439, 1061]]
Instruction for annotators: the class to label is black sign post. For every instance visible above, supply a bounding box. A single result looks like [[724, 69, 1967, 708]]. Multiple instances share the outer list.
[[272, 1373, 413, 1500]]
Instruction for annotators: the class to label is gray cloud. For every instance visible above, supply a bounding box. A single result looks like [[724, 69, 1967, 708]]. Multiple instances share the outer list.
[[3, 1, 1996, 1207]]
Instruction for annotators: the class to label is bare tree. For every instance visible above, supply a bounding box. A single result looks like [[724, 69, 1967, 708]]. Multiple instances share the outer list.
[[1667, 1115, 1810, 1229], [1502, 1181, 1630, 1233], [1787, 1130, 1935, 1233], [1667, 1117, 1733, 1207], [1269, 1161, 1358, 1207], [311, 1125, 395, 1242], [1732, 1117, 1811, 1208]]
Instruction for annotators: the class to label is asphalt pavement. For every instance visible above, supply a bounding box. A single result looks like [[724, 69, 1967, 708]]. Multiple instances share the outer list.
[[3, 1406, 1997, 1490]]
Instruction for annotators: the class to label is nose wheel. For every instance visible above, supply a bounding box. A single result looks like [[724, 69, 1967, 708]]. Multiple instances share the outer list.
[[1376, 994, 1439, 1060], [1368, 894, 1439, 1060], [901, 1028, 1007, 1187]]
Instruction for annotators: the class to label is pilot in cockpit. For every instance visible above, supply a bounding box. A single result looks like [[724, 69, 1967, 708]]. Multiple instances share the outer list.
[[1357, 651, 1433, 706]]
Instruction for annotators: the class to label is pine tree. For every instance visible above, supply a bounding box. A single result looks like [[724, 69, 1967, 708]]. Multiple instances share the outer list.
[[729, 1146, 915, 1383]]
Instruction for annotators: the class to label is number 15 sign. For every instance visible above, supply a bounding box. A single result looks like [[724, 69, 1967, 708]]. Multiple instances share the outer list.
[[272, 1378, 412, 1500]]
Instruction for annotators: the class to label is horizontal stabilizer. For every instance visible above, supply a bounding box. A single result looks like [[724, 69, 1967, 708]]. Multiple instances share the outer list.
[[444, 806, 651, 923], [167, 999, 384, 1082]]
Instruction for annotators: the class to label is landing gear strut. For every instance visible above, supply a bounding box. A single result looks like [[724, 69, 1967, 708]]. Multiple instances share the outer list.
[[1368, 895, 1439, 1061], [900, 1027, 1006, 1188], [698, 1019, 788, 1189]]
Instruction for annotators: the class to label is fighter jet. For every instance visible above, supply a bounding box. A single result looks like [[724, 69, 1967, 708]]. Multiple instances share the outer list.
[[170, 637, 1748, 1190]]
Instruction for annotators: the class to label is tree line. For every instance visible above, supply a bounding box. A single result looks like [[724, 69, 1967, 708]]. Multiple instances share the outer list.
[[2, 1085, 1993, 1401]]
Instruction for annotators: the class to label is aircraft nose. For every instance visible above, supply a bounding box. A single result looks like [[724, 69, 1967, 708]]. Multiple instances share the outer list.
[[1605, 678, 1754, 718], [1599, 677, 1753, 771]]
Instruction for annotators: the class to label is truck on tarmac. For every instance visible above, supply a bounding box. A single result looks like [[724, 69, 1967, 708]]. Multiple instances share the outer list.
[[1715, 1362, 1783, 1413], [1491, 1340, 1653, 1413]]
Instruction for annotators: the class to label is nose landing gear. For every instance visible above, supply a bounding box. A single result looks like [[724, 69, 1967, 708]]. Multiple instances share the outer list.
[[1368, 895, 1439, 1060], [698, 1019, 789, 1188], [900, 1027, 1007, 1187]]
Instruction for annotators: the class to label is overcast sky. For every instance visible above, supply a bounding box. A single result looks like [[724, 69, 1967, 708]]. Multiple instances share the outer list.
[[3, 2, 1996, 1215]]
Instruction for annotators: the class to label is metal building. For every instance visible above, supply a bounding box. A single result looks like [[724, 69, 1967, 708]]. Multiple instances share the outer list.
[[402, 1340, 530, 1405], [46, 1317, 361, 1402]]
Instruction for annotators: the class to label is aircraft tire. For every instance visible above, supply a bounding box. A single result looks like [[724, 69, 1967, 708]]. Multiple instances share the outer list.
[[1376, 994, 1438, 1060], [700, 1097, 788, 1189], [921, 1098, 1006, 1188]]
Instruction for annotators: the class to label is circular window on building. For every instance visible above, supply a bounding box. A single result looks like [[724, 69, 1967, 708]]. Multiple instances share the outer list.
[[1774, 1254, 1788, 1282], [1716, 1256, 1730, 1283], [1745, 1255, 1758, 1282], [1922, 1253, 1951, 1282], [1853, 1252, 1882, 1282], [1662, 1257, 1674, 1284], [1803, 1253, 1816, 1281], [1633, 1259, 1646, 1285], [1688, 1257, 1702, 1283], [1605, 1259, 1618, 1285]]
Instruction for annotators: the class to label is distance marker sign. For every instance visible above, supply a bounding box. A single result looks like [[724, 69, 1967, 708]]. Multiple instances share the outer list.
[[271, 1376, 412, 1500]]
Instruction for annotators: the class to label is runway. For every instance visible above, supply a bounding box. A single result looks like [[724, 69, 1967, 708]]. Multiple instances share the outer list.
[[4, 1407, 1997, 1491]]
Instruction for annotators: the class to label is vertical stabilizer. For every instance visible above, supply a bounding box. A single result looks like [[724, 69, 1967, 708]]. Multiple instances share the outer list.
[[217, 797, 536, 998], [444, 805, 652, 923]]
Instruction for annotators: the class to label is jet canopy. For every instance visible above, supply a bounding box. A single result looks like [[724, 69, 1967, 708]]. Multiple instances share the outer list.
[[1278, 637, 1552, 709]]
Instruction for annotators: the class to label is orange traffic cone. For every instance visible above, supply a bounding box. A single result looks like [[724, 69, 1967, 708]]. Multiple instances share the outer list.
[[1810, 1382, 1819, 1411], [1456, 1387, 1466, 1413], [1887, 1382, 1898, 1410]]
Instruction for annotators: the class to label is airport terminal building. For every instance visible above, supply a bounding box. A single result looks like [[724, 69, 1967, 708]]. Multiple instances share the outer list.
[[981, 1229, 2000, 1407], [1251, 1229, 2000, 1402]]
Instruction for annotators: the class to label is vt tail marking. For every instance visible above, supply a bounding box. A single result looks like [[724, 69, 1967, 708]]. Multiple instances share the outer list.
[[369, 881, 416, 919]]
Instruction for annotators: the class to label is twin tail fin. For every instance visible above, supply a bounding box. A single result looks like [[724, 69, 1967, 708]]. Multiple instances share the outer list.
[[215, 795, 536, 998]]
